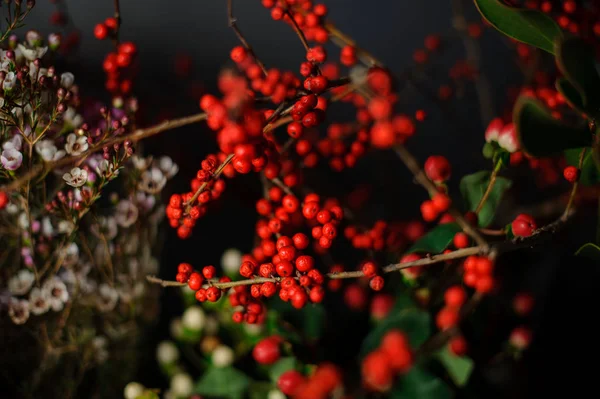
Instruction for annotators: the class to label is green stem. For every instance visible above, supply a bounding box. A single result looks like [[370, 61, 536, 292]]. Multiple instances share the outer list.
[[475, 160, 503, 214]]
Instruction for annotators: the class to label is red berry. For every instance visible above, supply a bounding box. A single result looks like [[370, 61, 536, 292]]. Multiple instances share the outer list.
[[276, 261, 294, 277], [370, 294, 394, 321], [188, 272, 204, 291], [453, 232, 469, 249], [295, 255, 314, 272], [361, 261, 377, 278], [424, 155, 451, 182], [449, 336, 468, 356], [202, 265, 216, 279], [563, 166, 580, 183], [252, 337, 281, 365], [511, 214, 537, 237], [230, 46, 248, 63], [277, 370, 305, 396], [475, 275, 494, 294], [206, 286, 221, 302], [94, 23, 108, 40], [510, 326, 532, 350], [432, 193, 451, 212], [420, 200, 438, 222], [362, 350, 393, 392], [178, 262, 193, 275], [292, 233, 309, 249], [513, 292, 534, 316], [436, 307, 459, 330], [369, 276, 385, 291], [444, 286, 466, 308], [380, 330, 413, 373]]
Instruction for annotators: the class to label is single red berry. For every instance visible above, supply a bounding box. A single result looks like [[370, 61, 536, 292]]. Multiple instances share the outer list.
[[369, 276, 385, 291], [453, 232, 469, 249], [510, 326, 532, 350], [282, 194, 299, 213], [563, 166, 580, 183], [195, 288, 207, 302], [252, 337, 281, 365], [277, 370, 306, 396], [230, 46, 248, 63], [420, 200, 438, 222], [432, 193, 451, 212], [380, 330, 413, 373], [240, 261, 255, 278], [188, 272, 204, 291], [444, 286, 466, 308], [424, 155, 451, 182], [511, 214, 537, 237], [513, 292, 534, 316], [278, 245, 297, 262], [449, 336, 468, 356], [104, 17, 118, 29], [206, 286, 221, 302], [94, 23, 108, 40], [476, 257, 494, 275], [178, 262, 193, 275], [295, 255, 314, 272], [475, 275, 494, 294], [362, 261, 378, 278], [361, 350, 393, 392], [292, 233, 309, 249], [202, 265, 216, 279], [309, 286, 325, 303], [261, 281, 277, 297], [436, 307, 459, 330], [175, 272, 188, 283], [302, 201, 320, 219], [276, 261, 294, 277], [370, 294, 394, 321]]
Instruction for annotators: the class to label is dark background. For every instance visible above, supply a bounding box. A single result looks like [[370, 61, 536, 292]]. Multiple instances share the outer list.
[[19, 1, 600, 397]]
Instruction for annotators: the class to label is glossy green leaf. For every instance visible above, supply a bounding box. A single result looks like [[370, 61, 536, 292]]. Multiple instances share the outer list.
[[390, 367, 452, 399], [556, 78, 586, 114], [360, 310, 430, 357], [437, 347, 474, 387], [565, 148, 600, 186], [407, 223, 461, 254], [474, 0, 562, 54], [556, 37, 600, 115], [575, 243, 600, 261], [514, 96, 592, 157], [194, 366, 250, 399], [268, 357, 298, 382], [460, 171, 512, 227]]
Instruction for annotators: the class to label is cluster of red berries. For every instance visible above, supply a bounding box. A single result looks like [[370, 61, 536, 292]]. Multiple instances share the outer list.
[[290, 362, 342, 399], [511, 213, 537, 237], [303, 122, 370, 171], [175, 263, 227, 303], [420, 191, 452, 222], [0, 191, 8, 210], [261, 1, 330, 44], [361, 329, 414, 392], [103, 42, 137, 95], [462, 255, 495, 294], [344, 220, 406, 252], [435, 285, 467, 335]]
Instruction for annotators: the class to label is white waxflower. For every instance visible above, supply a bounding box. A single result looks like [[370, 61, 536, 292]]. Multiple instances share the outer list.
[[63, 167, 88, 187], [42, 277, 69, 311], [134, 191, 156, 211], [123, 382, 145, 399], [268, 390, 287, 399], [17, 212, 29, 229], [35, 139, 66, 162], [96, 283, 119, 312], [62, 242, 79, 266], [8, 298, 30, 325], [17, 43, 48, 61], [138, 167, 166, 193], [41, 217, 54, 237], [131, 155, 152, 170], [26, 30, 42, 47], [91, 216, 118, 240], [170, 374, 193, 398], [212, 345, 234, 367], [158, 156, 179, 179], [63, 107, 83, 128], [156, 341, 179, 364], [243, 323, 264, 336], [95, 159, 119, 178], [48, 33, 61, 50], [221, 248, 242, 275], [92, 336, 109, 363], [3, 134, 23, 151], [349, 65, 369, 86], [8, 269, 35, 295], [2, 71, 17, 90], [60, 72, 75, 89], [182, 306, 206, 331], [58, 220, 74, 234], [29, 288, 50, 315], [115, 200, 139, 228], [64, 133, 88, 156], [1, 148, 23, 170]]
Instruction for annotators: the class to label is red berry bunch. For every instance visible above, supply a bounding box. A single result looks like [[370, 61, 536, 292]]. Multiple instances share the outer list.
[[262, 1, 330, 44], [175, 262, 225, 303], [293, 362, 343, 399], [362, 329, 414, 392], [463, 255, 495, 294]]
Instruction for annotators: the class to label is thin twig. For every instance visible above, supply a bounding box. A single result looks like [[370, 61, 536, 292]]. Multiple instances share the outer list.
[[562, 147, 587, 221], [227, 0, 268, 76], [186, 153, 235, 208], [475, 160, 503, 214]]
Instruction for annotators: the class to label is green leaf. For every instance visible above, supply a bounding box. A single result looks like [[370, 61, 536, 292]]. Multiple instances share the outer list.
[[575, 243, 600, 261], [389, 367, 452, 399], [407, 223, 461, 254], [360, 310, 430, 357], [565, 148, 600, 186], [474, 0, 562, 54], [437, 347, 474, 387], [266, 303, 325, 342], [194, 366, 251, 399], [556, 78, 586, 114], [514, 96, 592, 157], [268, 357, 298, 382], [460, 171, 512, 227], [556, 37, 600, 115], [248, 382, 274, 399]]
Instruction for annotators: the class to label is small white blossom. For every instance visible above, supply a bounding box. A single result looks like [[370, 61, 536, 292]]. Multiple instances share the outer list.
[[35, 139, 66, 162], [58, 220, 74, 234], [1, 148, 23, 170], [25, 30, 42, 47], [138, 167, 166, 193], [8, 298, 30, 324], [3, 134, 23, 151], [212, 345, 234, 368], [17, 212, 29, 229], [41, 217, 54, 237], [124, 382, 145, 399], [158, 156, 179, 178], [96, 283, 118, 312], [170, 374, 193, 398], [131, 155, 152, 170], [29, 288, 50, 315], [62, 167, 88, 187], [8, 269, 35, 295], [135, 191, 156, 211], [60, 72, 75, 89], [17, 43, 48, 61], [2, 71, 17, 90], [92, 336, 109, 363], [64, 133, 88, 156], [221, 248, 242, 275], [63, 107, 83, 128], [115, 200, 139, 228], [268, 390, 287, 399], [42, 277, 69, 311], [62, 242, 79, 266], [91, 216, 118, 240], [182, 306, 206, 331], [156, 341, 179, 364], [95, 159, 119, 178]]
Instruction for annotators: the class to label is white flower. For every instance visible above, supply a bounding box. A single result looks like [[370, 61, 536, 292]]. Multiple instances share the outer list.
[[62, 167, 88, 187], [349, 65, 369, 86], [95, 159, 118, 178], [8, 269, 35, 295], [212, 345, 234, 367], [1, 148, 22, 170], [63, 107, 83, 128], [3, 134, 23, 151], [268, 390, 287, 399], [182, 306, 206, 331], [8, 298, 30, 324], [41, 217, 54, 237], [91, 216, 118, 240], [58, 220, 74, 234], [62, 242, 79, 266], [243, 323, 264, 336], [17, 212, 29, 229], [29, 288, 50, 315], [158, 156, 178, 178], [124, 382, 145, 399], [35, 139, 66, 162], [138, 167, 166, 193], [131, 155, 152, 170], [42, 277, 69, 311], [48, 33, 61, 50], [156, 341, 179, 364], [134, 191, 156, 211], [92, 336, 109, 363], [96, 283, 118, 312], [60, 72, 75, 89], [170, 374, 193, 397], [115, 200, 139, 228], [2, 71, 17, 90], [17, 43, 48, 61], [64, 133, 88, 156], [221, 248, 242, 275], [26, 30, 42, 47]]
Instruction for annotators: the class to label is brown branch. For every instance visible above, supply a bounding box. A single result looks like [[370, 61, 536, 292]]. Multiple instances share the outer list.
[[562, 147, 587, 221], [186, 153, 235, 208], [475, 160, 503, 214], [394, 144, 488, 248], [2, 112, 208, 193], [227, 0, 268, 77]]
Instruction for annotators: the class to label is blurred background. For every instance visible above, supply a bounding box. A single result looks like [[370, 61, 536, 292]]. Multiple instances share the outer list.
[[14, 0, 600, 397]]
